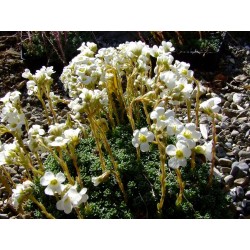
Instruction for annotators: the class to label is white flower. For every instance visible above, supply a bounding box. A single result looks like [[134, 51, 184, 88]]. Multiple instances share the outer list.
[[11, 180, 33, 209], [160, 71, 177, 90], [150, 107, 175, 130], [40, 171, 66, 195], [166, 116, 184, 136], [0, 91, 21, 104], [195, 140, 213, 161], [132, 127, 154, 152], [177, 123, 201, 149], [56, 185, 88, 214], [63, 128, 81, 144], [91, 171, 111, 186], [28, 125, 45, 138], [160, 41, 175, 53], [26, 80, 38, 95], [49, 136, 69, 147], [200, 97, 221, 115], [22, 68, 32, 79], [166, 141, 191, 169]]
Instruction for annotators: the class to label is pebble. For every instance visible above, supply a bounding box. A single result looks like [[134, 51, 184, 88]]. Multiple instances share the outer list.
[[0, 213, 9, 219], [236, 186, 244, 199], [220, 167, 231, 174], [245, 191, 250, 199], [239, 151, 250, 159], [219, 158, 232, 167], [224, 175, 234, 186], [225, 142, 232, 149], [231, 130, 239, 137], [237, 162, 249, 172], [234, 176, 249, 187]]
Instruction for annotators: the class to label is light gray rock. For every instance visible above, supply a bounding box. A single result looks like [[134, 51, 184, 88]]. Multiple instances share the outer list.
[[0, 213, 8, 219], [239, 151, 250, 159], [237, 162, 249, 172], [245, 191, 250, 199], [231, 130, 239, 137]]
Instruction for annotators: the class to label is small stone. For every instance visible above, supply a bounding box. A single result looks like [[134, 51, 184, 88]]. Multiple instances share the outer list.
[[231, 130, 239, 137], [224, 175, 234, 186], [233, 93, 243, 104], [239, 151, 250, 159], [12, 178, 20, 184], [225, 142, 232, 149], [245, 191, 250, 199], [223, 101, 230, 108], [237, 162, 249, 172], [234, 74, 248, 82], [219, 158, 232, 167], [220, 167, 231, 174], [236, 186, 244, 199], [229, 188, 237, 201], [234, 176, 249, 187], [216, 146, 227, 158], [0, 213, 8, 219], [236, 206, 244, 213], [242, 199, 250, 208]]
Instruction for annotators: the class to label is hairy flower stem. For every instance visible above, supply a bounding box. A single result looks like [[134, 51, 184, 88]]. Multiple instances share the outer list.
[[68, 145, 83, 188], [186, 100, 191, 123], [57, 148, 75, 185], [209, 115, 216, 186], [194, 78, 200, 128], [175, 168, 185, 206], [88, 116, 107, 172], [0, 167, 13, 194], [38, 96, 51, 125], [91, 116, 127, 202], [47, 95, 58, 123], [29, 195, 55, 219], [34, 152, 45, 172], [191, 150, 196, 170], [156, 135, 167, 215], [74, 207, 83, 219], [42, 143, 74, 185]]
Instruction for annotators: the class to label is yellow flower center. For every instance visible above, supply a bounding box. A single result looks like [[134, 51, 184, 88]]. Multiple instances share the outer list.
[[138, 134, 147, 143], [159, 115, 166, 121], [183, 130, 192, 139], [50, 179, 58, 186], [176, 149, 184, 159], [181, 69, 188, 75]]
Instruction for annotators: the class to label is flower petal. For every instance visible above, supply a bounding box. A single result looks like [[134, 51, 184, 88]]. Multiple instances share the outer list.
[[168, 157, 179, 169], [166, 145, 176, 156], [147, 132, 154, 142], [64, 201, 73, 214], [44, 171, 55, 181], [140, 143, 149, 152], [200, 124, 208, 140], [150, 111, 158, 120], [45, 186, 55, 196], [40, 176, 50, 186], [56, 172, 66, 184], [56, 200, 64, 211], [178, 158, 187, 167], [132, 138, 139, 148]]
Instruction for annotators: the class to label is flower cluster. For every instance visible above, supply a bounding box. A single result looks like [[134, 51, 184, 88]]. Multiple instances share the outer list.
[[0, 91, 25, 134], [0, 39, 225, 218], [40, 171, 88, 214]]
